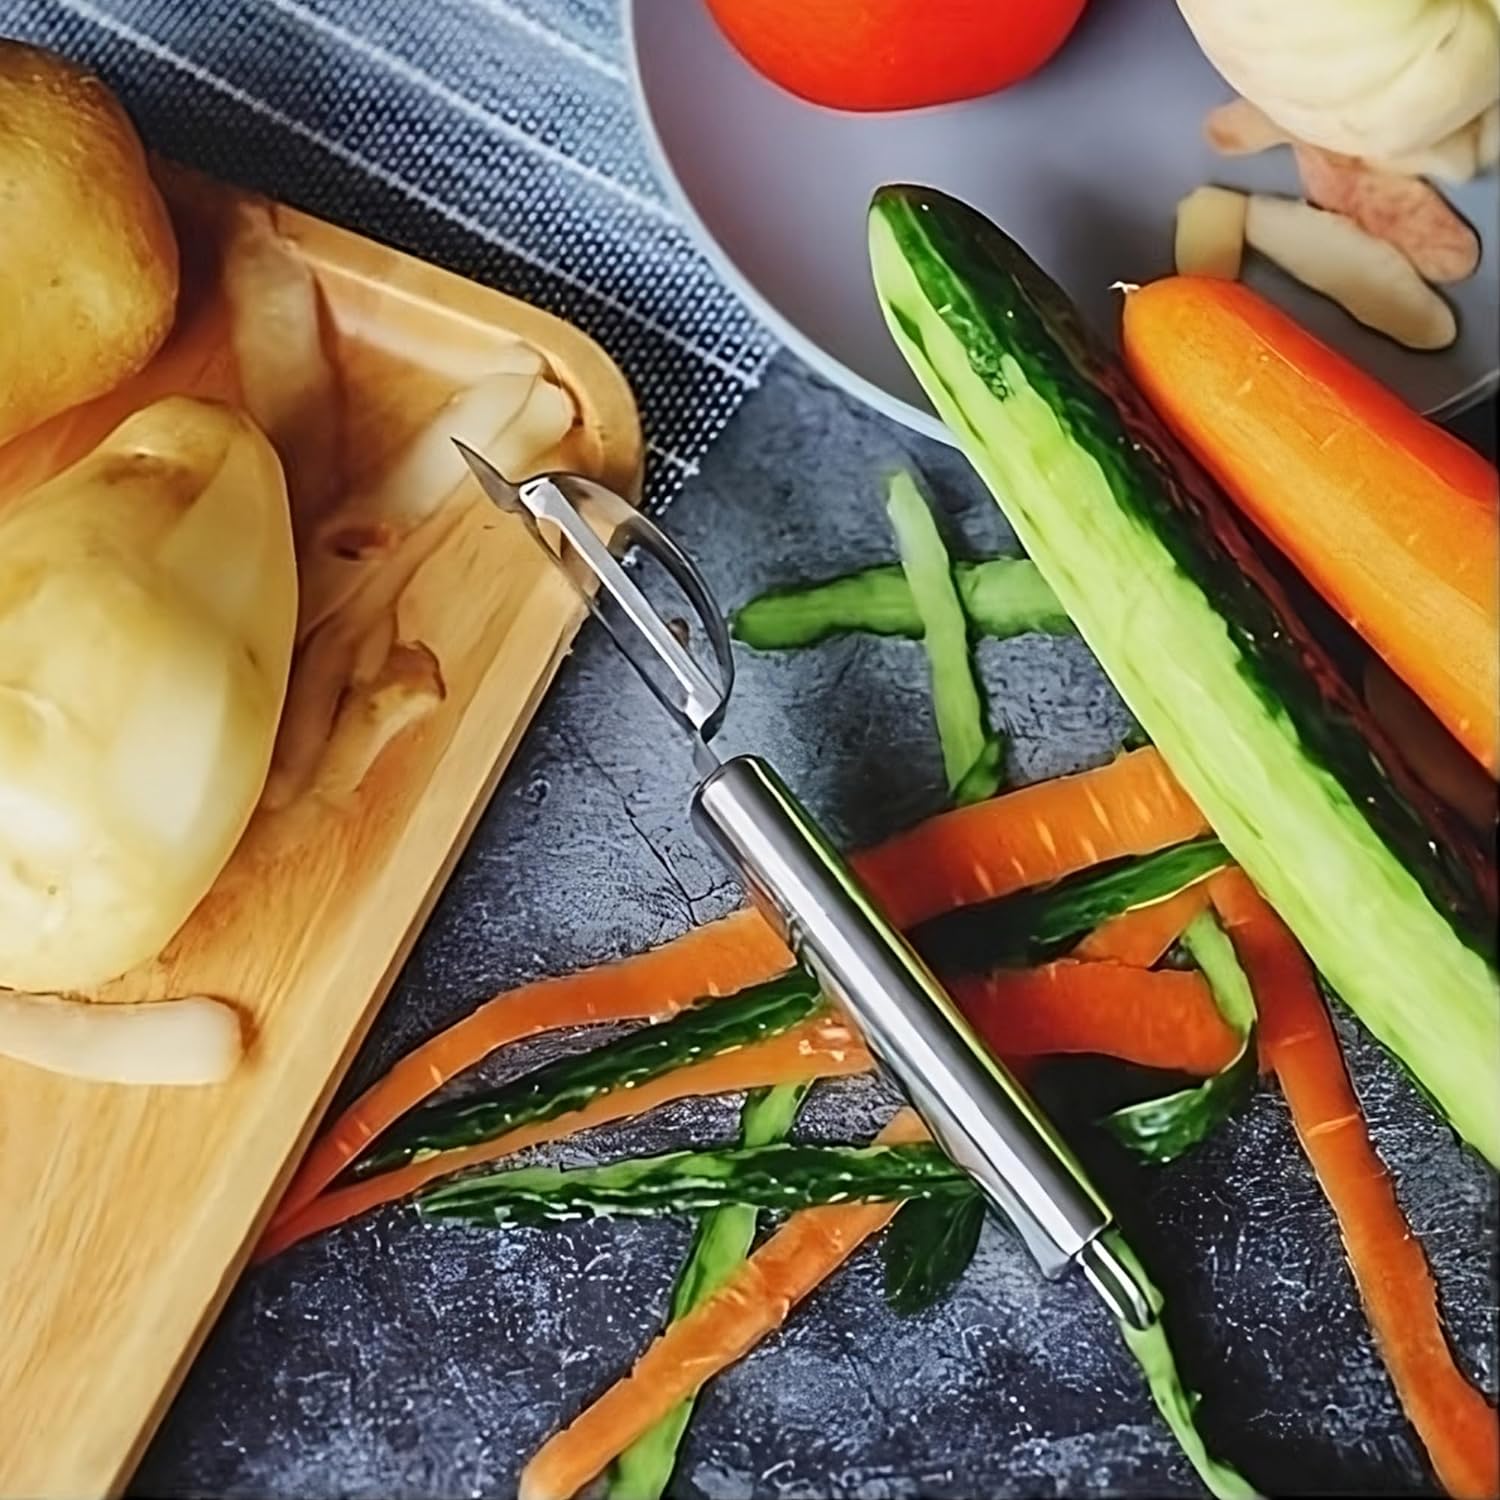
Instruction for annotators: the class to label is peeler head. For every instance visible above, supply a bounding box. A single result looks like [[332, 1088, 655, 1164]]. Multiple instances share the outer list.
[[455, 441, 735, 749]]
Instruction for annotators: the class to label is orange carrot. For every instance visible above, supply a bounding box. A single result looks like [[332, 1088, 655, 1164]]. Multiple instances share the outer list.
[[1123, 277, 1500, 774], [1074, 882, 1213, 966], [260, 956, 1211, 1257], [1210, 870, 1499, 1500], [258, 1013, 870, 1261], [858, 746, 1209, 927], [270, 910, 789, 1225], [517, 1109, 930, 1500], [950, 961, 1239, 1077], [272, 747, 1206, 1224]]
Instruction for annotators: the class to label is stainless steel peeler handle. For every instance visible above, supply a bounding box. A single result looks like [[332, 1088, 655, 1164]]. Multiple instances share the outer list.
[[691, 752, 1125, 1285]]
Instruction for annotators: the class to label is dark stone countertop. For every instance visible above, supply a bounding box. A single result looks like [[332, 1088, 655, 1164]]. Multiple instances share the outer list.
[[136, 358, 1497, 1500]]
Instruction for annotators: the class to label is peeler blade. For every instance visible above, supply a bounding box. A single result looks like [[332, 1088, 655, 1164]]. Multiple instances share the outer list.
[[455, 440, 734, 747]]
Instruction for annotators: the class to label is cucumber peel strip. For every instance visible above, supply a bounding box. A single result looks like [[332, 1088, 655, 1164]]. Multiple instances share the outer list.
[[885, 469, 1005, 803], [1104, 910, 1258, 1164], [1107, 1230, 1262, 1499], [607, 1083, 810, 1500], [731, 558, 1072, 650], [416, 1141, 971, 1225], [881, 1189, 987, 1315], [354, 970, 821, 1177]]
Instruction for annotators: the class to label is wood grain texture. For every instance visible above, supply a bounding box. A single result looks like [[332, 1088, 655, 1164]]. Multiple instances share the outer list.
[[0, 167, 641, 1500]]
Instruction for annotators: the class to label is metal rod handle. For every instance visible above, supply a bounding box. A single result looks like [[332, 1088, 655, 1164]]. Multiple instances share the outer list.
[[690, 753, 1112, 1279]]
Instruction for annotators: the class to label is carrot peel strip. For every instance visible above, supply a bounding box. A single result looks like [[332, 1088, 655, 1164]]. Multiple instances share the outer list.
[[269, 748, 1206, 1229], [1209, 870, 1499, 1500], [949, 961, 1240, 1077], [517, 1109, 930, 1500], [857, 747, 1209, 927], [1075, 881, 1212, 967]]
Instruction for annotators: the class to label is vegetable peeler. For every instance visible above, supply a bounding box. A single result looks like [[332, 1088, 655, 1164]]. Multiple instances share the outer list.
[[456, 444, 1156, 1333]]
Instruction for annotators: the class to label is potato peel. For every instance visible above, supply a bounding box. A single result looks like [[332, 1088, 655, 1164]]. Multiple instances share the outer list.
[[313, 641, 446, 804], [1244, 194, 1457, 351], [296, 370, 567, 645], [1175, 186, 1248, 279], [1293, 145, 1480, 283], [224, 200, 342, 540], [1204, 97, 1288, 156], [0, 992, 243, 1085], [263, 366, 576, 812]]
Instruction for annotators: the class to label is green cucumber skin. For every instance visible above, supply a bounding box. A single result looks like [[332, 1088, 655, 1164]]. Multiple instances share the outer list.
[[923, 836, 1229, 972], [880, 1192, 987, 1316], [416, 1142, 972, 1226], [1105, 912, 1258, 1165], [870, 186, 1500, 1165], [886, 470, 1004, 802], [355, 971, 820, 1176], [1106, 1232, 1262, 1499], [608, 1083, 810, 1500], [732, 559, 1072, 649]]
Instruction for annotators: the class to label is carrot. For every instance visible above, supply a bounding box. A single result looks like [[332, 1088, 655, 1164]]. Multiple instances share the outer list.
[[257, 1014, 871, 1261], [1074, 882, 1213, 967], [517, 1109, 930, 1500], [1209, 870, 1499, 1500], [270, 909, 789, 1225], [1122, 277, 1500, 774], [272, 747, 1206, 1224], [260, 956, 1214, 1257], [857, 746, 1209, 927], [951, 961, 1239, 1077]]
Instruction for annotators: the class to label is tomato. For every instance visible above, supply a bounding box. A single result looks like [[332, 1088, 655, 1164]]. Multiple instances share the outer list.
[[702, 0, 1090, 113]]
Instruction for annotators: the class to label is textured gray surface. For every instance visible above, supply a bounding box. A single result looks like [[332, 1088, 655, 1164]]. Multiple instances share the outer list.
[[134, 358, 1498, 1499]]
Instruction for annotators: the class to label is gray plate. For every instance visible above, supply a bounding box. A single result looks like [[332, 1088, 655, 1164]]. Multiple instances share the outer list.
[[628, 0, 1499, 440]]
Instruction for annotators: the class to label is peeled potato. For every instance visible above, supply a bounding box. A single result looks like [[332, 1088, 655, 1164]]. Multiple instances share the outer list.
[[1244, 194, 1457, 350], [0, 40, 178, 448], [0, 397, 297, 991], [1175, 185, 1248, 278]]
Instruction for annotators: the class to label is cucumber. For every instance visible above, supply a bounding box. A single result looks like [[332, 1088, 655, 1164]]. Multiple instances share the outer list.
[[732, 558, 1071, 649], [886, 469, 1004, 802], [923, 836, 1229, 972], [869, 186, 1500, 1165], [417, 1141, 972, 1226], [353, 971, 821, 1176]]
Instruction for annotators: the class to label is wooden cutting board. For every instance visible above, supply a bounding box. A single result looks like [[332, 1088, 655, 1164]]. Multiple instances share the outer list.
[[0, 166, 641, 1500]]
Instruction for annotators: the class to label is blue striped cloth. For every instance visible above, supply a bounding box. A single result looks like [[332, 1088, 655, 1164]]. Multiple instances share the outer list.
[[6, 0, 775, 501]]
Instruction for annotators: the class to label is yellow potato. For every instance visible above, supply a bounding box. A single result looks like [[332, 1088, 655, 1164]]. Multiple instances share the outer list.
[[0, 40, 178, 447], [0, 397, 297, 991]]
